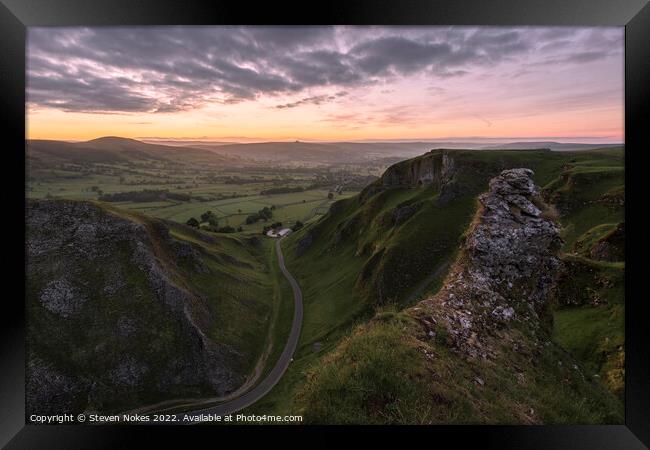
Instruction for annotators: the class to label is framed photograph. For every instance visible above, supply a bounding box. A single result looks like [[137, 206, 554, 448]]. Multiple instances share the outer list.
[[1, 0, 648, 447]]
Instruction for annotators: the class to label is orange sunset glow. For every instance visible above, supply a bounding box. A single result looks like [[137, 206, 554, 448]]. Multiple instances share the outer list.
[[27, 26, 624, 143]]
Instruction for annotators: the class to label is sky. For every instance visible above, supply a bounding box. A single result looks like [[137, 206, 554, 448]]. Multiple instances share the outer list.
[[26, 26, 624, 143]]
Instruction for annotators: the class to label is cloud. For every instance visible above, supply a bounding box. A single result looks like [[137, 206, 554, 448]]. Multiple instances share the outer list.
[[275, 91, 348, 109], [27, 71, 157, 113], [473, 115, 493, 127], [27, 26, 623, 114]]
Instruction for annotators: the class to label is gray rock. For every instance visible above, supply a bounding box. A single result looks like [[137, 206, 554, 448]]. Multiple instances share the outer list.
[[360, 150, 457, 203], [109, 357, 149, 387], [39, 279, 85, 317], [415, 168, 562, 358], [392, 202, 422, 225]]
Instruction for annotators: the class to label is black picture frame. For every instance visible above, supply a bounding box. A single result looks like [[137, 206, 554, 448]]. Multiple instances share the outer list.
[[1, 0, 648, 447]]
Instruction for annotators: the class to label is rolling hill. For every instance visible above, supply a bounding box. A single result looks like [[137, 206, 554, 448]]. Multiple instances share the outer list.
[[479, 142, 622, 151], [26, 136, 624, 167], [185, 141, 480, 163], [27, 136, 233, 165]]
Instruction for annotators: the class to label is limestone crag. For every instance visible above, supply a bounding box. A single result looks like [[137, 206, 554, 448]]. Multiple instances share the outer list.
[[26, 200, 239, 415], [360, 150, 458, 203], [413, 168, 563, 358]]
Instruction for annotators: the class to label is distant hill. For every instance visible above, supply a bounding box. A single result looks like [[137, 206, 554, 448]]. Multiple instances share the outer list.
[[27, 136, 232, 165], [27, 136, 624, 166], [141, 139, 624, 163], [26, 137, 465, 165], [188, 141, 469, 163], [480, 141, 623, 151], [141, 139, 237, 147]]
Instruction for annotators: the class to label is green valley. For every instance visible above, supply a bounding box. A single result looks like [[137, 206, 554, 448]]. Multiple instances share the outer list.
[[26, 140, 625, 424]]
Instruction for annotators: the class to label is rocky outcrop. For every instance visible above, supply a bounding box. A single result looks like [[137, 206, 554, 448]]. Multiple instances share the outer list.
[[360, 150, 457, 203], [381, 151, 456, 188], [391, 202, 423, 226], [26, 200, 240, 415], [589, 222, 624, 262], [412, 168, 563, 358]]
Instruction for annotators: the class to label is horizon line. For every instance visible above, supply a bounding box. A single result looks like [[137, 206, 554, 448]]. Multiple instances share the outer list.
[[29, 135, 625, 145]]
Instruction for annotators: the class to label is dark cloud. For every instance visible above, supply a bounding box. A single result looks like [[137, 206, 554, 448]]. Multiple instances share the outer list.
[[27, 26, 622, 114], [27, 72, 157, 113], [275, 91, 348, 109], [351, 37, 454, 75], [563, 51, 611, 64]]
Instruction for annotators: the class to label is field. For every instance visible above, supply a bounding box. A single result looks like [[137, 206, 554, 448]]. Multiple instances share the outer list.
[[111, 189, 354, 233], [27, 148, 367, 234]]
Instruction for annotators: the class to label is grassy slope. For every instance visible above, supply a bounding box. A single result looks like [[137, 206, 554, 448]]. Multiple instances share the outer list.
[[539, 148, 625, 401], [27, 201, 284, 413], [243, 147, 624, 421], [296, 309, 621, 424]]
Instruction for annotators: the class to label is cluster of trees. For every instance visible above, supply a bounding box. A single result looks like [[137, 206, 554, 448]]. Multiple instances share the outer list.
[[185, 212, 242, 233], [260, 186, 304, 195], [200, 210, 219, 227], [98, 189, 191, 203], [204, 225, 240, 233], [223, 176, 267, 185], [245, 206, 274, 224], [185, 217, 200, 228], [292, 220, 304, 231], [90, 186, 104, 196]]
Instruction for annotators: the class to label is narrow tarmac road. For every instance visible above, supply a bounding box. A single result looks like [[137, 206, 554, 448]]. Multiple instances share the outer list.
[[174, 237, 303, 423]]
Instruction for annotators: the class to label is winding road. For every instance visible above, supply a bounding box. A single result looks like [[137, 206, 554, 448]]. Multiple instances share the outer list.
[[173, 237, 303, 422]]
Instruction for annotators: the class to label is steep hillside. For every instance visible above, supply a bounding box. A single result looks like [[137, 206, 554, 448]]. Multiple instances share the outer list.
[[26, 199, 278, 415], [540, 147, 625, 399], [295, 169, 621, 424], [286, 149, 571, 321], [245, 147, 624, 418]]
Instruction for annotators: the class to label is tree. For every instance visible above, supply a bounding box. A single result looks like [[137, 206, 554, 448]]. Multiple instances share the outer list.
[[186, 217, 199, 228], [200, 210, 219, 227], [237, 226, 243, 232], [292, 220, 304, 232], [327, 192, 334, 199], [260, 207, 273, 220]]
